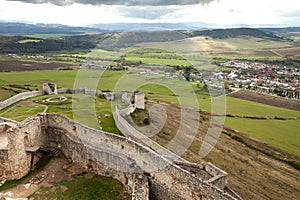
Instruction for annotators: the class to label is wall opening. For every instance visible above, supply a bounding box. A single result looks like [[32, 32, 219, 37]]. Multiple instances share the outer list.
[[24, 135, 30, 147]]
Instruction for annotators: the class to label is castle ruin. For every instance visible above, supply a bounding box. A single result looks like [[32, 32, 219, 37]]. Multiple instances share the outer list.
[[0, 83, 241, 200]]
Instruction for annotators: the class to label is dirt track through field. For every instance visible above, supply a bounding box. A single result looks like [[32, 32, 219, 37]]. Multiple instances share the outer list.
[[228, 90, 300, 111], [0, 60, 74, 72]]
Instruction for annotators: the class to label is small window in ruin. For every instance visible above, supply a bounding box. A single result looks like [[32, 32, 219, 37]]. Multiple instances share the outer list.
[[121, 145, 124, 149], [24, 136, 30, 147], [48, 83, 55, 92]]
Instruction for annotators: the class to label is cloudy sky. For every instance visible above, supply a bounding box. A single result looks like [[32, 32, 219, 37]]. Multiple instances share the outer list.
[[0, 0, 299, 27]]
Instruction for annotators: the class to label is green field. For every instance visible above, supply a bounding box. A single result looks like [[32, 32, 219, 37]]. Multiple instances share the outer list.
[[279, 32, 300, 42], [0, 87, 16, 101], [0, 70, 126, 91], [24, 34, 77, 39], [29, 175, 130, 200], [0, 68, 300, 155], [17, 39, 41, 44], [126, 56, 191, 66], [214, 37, 293, 50], [222, 118, 300, 155]]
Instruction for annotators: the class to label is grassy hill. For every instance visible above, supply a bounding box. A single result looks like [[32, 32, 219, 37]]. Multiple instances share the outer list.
[[0, 28, 294, 54]]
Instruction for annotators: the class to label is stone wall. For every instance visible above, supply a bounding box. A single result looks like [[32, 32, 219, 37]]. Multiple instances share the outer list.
[[151, 164, 235, 200], [0, 117, 42, 180], [0, 149, 8, 180], [0, 117, 18, 124], [1, 113, 238, 199], [42, 114, 151, 199], [175, 162, 212, 181], [205, 163, 228, 189], [0, 91, 43, 110], [43, 83, 57, 95], [57, 88, 103, 96], [113, 108, 237, 199], [44, 114, 237, 199], [113, 107, 185, 162]]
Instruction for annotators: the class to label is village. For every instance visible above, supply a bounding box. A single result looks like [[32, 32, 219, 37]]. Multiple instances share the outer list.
[[220, 60, 300, 100]]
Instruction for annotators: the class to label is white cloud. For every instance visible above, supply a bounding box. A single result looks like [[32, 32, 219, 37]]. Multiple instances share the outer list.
[[5, 0, 216, 6], [159, 0, 300, 26], [0, 0, 299, 27], [0, 1, 129, 25]]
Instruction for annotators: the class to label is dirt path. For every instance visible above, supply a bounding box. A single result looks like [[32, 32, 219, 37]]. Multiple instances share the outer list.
[[228, 90, 300, 111], [0, 60, 74, 72]]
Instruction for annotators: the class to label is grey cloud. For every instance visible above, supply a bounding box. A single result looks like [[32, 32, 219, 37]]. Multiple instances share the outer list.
[[7, 0, 216, 6], [118, 6, 180, 19]]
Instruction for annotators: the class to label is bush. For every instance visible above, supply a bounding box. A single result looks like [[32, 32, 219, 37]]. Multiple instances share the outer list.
[[287, 160, 300, 171], [231, 135, 245, 143]]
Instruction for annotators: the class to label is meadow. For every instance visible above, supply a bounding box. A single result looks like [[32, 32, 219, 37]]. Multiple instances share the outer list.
[[29, 175, 130, 200], [222, 118, 300, 155], [24, 34, 77, 39], [0, 94, 122, 135], [17, 39, 41, 44], [0, 68, 299, 155]]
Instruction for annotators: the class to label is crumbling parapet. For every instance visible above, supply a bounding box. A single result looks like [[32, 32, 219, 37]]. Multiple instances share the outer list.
[[129, 174, 149, 200], [131, 90, 145, 109]]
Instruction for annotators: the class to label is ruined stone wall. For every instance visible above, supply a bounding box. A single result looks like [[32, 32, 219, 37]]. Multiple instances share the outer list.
[[0, 89, 238, 199], [1, 117, 43, 180], [1, 114, 237, 199], [0, 117, 17, 124], [44, 114, 168, 173], [57, 88, 103, 96], [175, 162, 212, 181], [113, 107, 191, 162], [0, 91, 43, 110], [113, 109, 236, 199], [43, 83, 57, 95], [0, 149, 8, 179], [174, 162, 228, 190], [151, 164, 235, 200], [204, 163, 228, 190], [44, 114, 235, 199], [42, 114, 151, 199]]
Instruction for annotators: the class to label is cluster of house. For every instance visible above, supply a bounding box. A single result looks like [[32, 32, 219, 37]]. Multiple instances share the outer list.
[[220, 60, 300, 99], [7, 54, 44, 59]]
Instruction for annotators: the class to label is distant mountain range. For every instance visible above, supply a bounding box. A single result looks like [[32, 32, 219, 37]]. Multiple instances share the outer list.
[[258, 27, 300, 33], [1, 22, 300, 35], [90, 22, 208, 31], [0, 22, 105, 35]]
